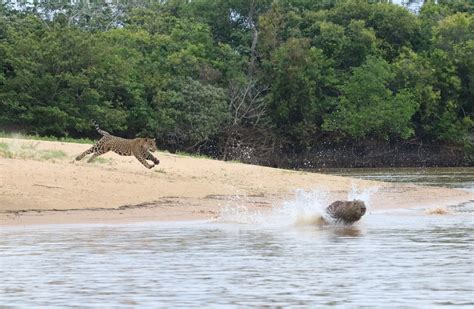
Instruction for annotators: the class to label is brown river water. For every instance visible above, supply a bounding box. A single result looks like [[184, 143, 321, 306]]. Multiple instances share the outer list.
[[1, 168, 473, 307]]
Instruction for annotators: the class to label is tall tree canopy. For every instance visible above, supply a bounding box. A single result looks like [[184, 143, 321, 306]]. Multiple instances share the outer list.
[[0, 0, 472, 165]]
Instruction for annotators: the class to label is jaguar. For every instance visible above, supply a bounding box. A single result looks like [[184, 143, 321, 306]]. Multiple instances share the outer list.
[[75, 122, 160, 169]]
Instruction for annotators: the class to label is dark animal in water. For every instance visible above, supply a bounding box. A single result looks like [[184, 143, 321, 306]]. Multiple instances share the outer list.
[[325, 200, 366, 224]]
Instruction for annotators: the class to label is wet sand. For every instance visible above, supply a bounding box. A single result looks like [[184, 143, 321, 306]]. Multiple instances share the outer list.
[[0, 137, 472, 225]]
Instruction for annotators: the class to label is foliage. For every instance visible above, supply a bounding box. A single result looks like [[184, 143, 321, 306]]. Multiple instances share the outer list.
[[267, 38, 337, 146], [152, 78, 229, 148], [323, 56, 418, 140], [0, 0, 472, 164]]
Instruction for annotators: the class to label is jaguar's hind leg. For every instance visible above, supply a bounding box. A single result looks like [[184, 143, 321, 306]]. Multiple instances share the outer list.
[[146, 152, 160, 165], [76, 147, 95, 161], [87, 149, 109, 163]]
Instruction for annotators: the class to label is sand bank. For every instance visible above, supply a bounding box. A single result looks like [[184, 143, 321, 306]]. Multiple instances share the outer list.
[[0, 137, 471, 226]]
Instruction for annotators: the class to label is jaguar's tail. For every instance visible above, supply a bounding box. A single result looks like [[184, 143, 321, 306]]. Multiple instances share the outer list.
[[92, 121, 111, 136]]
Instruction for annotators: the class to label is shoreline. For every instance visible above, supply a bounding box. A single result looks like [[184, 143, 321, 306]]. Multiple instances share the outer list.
[[1, 137, 472, 226]]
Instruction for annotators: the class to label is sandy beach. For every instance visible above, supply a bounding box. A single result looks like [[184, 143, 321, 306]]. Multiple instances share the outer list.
[[0, 137, 472, 226]]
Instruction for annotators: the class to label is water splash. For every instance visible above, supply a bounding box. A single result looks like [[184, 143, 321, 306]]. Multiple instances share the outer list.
[[216, 189, 329, 227], [348, 182, 380, 210], [217, 185, 380, 227], [275, 189, 330, 227], [218, 204, 266, 225]]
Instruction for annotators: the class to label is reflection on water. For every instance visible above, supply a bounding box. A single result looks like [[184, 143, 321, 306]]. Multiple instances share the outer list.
[[1, 214, 473, 307]]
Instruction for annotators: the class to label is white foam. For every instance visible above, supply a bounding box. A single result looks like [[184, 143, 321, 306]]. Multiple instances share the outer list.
[[276, 189, 329, 227], [347, 182, 380, 210], [216, 185, 379, 228]]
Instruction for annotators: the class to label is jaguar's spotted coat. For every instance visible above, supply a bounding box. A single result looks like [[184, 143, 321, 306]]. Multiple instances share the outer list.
[[75, 123, 160, 169]]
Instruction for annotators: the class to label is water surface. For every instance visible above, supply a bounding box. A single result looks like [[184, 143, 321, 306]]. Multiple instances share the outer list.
[[321, 167, 474, 191], [1, 168, 473, 307], [2, 214, 474, 307]]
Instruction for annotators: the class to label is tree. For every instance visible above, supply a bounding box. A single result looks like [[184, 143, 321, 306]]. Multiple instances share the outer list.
[[267, 38, 337, 148], [323, 56, 418, 140], [433, 12, 473, 51], [151, 78, 229, 150], [328, 1, 422, 60], [221, 77, 270, 160], [0, 1, 472, 165]]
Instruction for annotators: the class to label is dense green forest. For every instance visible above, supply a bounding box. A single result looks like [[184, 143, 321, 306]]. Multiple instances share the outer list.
[[0, 1, 472, 167]]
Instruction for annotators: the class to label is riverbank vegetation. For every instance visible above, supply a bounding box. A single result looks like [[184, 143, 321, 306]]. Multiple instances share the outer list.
[[0, 0, 472, 167]]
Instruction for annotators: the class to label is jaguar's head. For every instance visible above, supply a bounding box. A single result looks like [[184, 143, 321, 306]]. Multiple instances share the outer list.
[[144, 138, 158, 152]]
